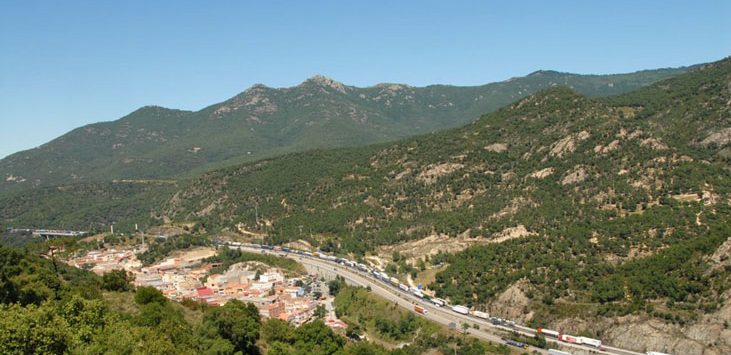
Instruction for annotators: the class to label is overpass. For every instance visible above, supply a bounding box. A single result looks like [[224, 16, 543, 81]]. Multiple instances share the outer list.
[[30, 229, 88, 239]]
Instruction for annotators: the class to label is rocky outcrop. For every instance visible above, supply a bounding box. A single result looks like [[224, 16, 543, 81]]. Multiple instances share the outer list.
[[529, 167, 554, 179], [484, 143, 508, 153], [417, 163, 464, 184], [601, 311, 731, 355], [487, 280, 533, 322], [701, 127, 731, 146]]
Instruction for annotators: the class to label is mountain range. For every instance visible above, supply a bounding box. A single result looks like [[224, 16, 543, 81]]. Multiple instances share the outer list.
[[2, 56, 730, 353], [0, 66, 692, 196]]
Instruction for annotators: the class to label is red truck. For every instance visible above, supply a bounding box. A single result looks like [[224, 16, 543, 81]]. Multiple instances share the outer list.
[[414, 305, 427, 315]]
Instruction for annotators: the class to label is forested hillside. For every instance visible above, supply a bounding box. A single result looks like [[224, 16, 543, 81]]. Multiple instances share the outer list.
[[0, 66, 690, 196], [2, 56, 729, 353], [152, 58, 731, 352]]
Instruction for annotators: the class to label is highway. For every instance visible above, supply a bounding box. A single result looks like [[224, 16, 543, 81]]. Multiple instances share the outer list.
[[230, 244, 644, 355]]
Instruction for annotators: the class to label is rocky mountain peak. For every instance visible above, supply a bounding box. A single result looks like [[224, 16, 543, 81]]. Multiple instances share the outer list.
[[527, 70, 563, 77], [373, 83, 412, 91], [302, 75, 348, 93]]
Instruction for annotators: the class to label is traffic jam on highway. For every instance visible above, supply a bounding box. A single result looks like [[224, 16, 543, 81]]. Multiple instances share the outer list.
[[220, 241, 671, 355]]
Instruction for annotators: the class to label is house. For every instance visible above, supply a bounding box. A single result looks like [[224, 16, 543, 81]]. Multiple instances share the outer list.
[[259, 301, 285, 319], [195, 286, 215, 300]]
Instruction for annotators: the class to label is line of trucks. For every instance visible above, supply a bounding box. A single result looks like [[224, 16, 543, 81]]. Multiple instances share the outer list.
[[536, 327, 601, 348], [223, 242, 671, 355]]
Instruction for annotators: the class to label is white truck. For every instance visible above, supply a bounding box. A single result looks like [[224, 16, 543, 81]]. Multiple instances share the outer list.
[[409, 287, 424, 298], [451, 305, 469, 315], [471, 310, 489, 319], [577, 336, 601, 348], [536, 327, 560, 337], [431, 298, 446, 307]]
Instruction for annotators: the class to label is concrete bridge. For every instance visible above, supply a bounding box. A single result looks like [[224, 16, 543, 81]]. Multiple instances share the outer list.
[[28, 229, 88, 239]]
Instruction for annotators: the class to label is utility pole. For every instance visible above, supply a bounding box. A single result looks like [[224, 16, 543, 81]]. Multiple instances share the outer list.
[[48, 246, 59, 275], [47, 245, 60, 300], [255, 203, 260, 226]]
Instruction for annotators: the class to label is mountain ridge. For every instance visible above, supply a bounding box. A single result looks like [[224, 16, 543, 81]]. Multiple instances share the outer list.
[[0, 64, 696, 197]]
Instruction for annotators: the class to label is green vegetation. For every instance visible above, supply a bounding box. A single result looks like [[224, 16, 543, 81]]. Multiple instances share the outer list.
[[0, 181, 174, 234], [137, 234, 210, 265], [206, 246, 305, 275], [0, 65, 689, 208], [334, 285, 510, 354], [160, 59, 731, 323], [1, 57, 729, 342], [335, 285, 435, 341], [101, 269, 134, 292]]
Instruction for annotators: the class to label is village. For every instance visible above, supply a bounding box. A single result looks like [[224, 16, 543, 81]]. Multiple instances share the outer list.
[[64, 245, 348, 330]]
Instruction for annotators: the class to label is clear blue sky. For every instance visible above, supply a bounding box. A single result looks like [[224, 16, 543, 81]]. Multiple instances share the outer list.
[[1, 0, 729, 158]]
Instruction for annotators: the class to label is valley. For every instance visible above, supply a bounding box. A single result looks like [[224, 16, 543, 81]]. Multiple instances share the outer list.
[[2, 53, 729, 355]]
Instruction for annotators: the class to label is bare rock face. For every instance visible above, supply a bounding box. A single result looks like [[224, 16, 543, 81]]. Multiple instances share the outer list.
[[487, 279, 532, 322], [561, 165, 588, 185], [640, 137, 670, 150], [549, 130, 590, 158], [529, 167, 554, 179], [306, 75, 349, 94], [602, 316, 730, 355], [417, 162, 464, 184], [491, 225, 537, 243], [701, 127, 731, 146], [484, 142, 508, 153], [146, 225, 187, 237], [597, 240, 731, 354], [708, 237, 731, 272]]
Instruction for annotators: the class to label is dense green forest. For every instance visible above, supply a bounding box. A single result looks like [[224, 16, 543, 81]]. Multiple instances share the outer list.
[[0, 181, 174, 233]]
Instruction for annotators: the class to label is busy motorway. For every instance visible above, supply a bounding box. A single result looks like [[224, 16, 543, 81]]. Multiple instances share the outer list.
[[221, 241, 662, 355]]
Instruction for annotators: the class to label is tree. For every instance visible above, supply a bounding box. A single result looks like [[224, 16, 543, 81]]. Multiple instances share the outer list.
[[267, 341, 291, 355], [292, 320, 344, 355], [344, 342, 390, 355], [135, 302, 172, 327], [134, 286, 167, 305], [314, 304, 327, 319], [457, 339, 487, 355], [261, 318, 294, 344], [0, 303, 70, 354], [101, 269, 133, 292], [203, 300, 261, 354], [328, 278, 343, 296], [345, 323, 362, 339]]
